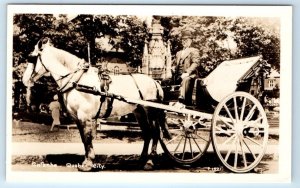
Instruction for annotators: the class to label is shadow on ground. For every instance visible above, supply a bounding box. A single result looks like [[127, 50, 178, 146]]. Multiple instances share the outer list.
[[12, 152, 275, 173], [12, 153, 229, 172]]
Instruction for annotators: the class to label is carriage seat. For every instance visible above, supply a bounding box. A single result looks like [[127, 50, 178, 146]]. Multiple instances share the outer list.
[[195, 78, 218, 111]]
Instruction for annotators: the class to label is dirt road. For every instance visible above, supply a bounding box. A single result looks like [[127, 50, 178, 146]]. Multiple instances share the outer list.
[[9, 120, 279, 174]]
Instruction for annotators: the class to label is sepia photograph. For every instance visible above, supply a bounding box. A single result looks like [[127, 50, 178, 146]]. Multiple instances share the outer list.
[[6, 5, 292, 183]]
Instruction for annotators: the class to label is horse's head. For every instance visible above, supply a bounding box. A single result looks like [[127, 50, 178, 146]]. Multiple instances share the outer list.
[[22, 54, 48, 87], [22, 38, 53, 108], [23, 36, 86, 92], [29, 37, 52, 56], [22, 38, 52, 87]]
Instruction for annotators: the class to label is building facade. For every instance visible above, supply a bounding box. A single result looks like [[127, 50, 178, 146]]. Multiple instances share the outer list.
[[141, 20, 172, 80], [264, 69, 280, 91]]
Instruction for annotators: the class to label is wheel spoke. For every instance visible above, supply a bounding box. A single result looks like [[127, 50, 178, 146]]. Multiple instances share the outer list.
[[242, 137, 257, 160], [224, 104, 236, 123], [244, 116, 264, 129], [244, 104, 257, 122], [253, 115, 264, 124], [234, 139, 238, 168], [173, 135, 184, 154], [191, 134, 203, 153], [224, 144, 234, 162], [234, 97, 239, 121], [240, 97, 247, 121], [188, 136, 194, 158], [182, 135, 188, 160], [219, 116, 235, 130], [240, 139, 248, 168], [221, 134, 236, 146], [165, 133, 182, 145], [245, 136, 264, 148], [224, 136, 237, 162]]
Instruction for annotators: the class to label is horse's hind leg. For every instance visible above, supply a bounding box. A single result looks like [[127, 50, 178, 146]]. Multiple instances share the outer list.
[[158, 109, 172, 140], [76, 119, 97, 172], [144, 108, 169, 170], [144, 114, 160, 170], [133, 106, 151, 167]]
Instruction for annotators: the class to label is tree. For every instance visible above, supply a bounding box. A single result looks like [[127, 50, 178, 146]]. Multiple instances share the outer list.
[[158, 16, 280, 76], [13, 14, 56, 79], [117, 16, 148, 66], [161, 16, 234, 77], [12, 14, 280, 80], [233, 17, 280, 71]]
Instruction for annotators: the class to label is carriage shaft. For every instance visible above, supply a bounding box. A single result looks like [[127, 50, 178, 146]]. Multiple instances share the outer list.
[[124, 97, 213, 120], [75, 83, 213, 119]]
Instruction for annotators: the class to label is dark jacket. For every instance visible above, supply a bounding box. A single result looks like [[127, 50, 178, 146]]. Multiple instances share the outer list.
[[173, 47, 201, 77]]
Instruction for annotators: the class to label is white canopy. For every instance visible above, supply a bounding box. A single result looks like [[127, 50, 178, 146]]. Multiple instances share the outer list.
[[204, 56, 261, 102]]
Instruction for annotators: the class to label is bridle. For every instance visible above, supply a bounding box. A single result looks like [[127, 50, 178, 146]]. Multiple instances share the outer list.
[[30, 49, 89, 92], [29, 55, 47, 83]]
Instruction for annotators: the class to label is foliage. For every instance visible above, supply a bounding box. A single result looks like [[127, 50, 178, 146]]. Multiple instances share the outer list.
[[233, 18, 280, 71], [115, 15, 148, 67], [12, 14, 148, 79], [12, 14, 280, 110], [160, 16, 280, 77], [13, 14, 280, 79]]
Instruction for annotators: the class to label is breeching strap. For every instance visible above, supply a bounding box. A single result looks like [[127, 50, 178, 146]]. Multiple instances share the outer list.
[[129, 74, 144, 100]]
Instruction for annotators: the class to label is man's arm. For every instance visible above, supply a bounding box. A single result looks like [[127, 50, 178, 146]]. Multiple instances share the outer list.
[[185, 48, 201, 75]]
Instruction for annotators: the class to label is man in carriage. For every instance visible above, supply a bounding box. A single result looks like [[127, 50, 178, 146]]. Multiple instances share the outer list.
[[170, 30, 201, 107]]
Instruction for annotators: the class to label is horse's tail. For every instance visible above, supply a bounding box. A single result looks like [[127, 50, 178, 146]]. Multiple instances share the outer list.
[[154, 80, 164, 102], [152, 80, 172, 139]]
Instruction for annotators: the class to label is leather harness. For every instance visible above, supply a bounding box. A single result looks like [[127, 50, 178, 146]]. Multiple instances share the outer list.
[[36, 54, 144, 121]]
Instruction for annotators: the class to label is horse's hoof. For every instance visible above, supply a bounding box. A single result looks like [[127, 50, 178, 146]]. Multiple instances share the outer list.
[[143, 160, 154, 171], [78, 165, 92, 172], [77, 159, 93, 172]]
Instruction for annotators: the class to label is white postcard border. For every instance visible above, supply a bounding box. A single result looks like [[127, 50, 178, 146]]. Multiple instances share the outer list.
[[6, 5, 292, 183]]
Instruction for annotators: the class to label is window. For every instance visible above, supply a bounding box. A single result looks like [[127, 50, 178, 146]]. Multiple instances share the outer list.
[[269, 79, 274, 88], [114, 66, 119, 75]]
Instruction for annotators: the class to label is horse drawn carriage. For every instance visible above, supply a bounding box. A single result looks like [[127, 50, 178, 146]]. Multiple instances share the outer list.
[[22, 38, 270, 173], [158, 55, 269, 173]]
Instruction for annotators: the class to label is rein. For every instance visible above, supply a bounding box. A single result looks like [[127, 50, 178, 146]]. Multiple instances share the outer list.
[[36, 52, 114, 120], [36, 54, 88, 93]]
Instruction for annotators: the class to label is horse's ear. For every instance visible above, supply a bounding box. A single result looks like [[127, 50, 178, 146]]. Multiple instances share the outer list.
[[41, 37, 49, 45], [37, 37, 50, 51]]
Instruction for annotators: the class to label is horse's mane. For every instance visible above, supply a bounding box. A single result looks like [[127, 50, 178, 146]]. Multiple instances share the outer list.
[[48, 46, 85, 71]]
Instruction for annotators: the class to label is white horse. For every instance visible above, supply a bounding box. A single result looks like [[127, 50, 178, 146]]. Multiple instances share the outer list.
[[22, 37, 169, 171]]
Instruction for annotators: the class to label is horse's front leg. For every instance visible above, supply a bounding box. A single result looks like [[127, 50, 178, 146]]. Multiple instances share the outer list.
[[77, 119, 97, 172]]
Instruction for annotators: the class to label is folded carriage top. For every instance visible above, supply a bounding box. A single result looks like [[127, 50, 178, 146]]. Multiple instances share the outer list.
[[203, 55, 262, 102]]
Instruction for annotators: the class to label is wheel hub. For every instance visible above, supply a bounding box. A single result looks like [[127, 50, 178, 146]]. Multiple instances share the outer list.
[[183, 120, 196, 133], [234, 121, 246, 137]]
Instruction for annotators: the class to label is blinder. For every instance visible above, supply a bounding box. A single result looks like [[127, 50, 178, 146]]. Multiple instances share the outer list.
[[27, 55, 38, 64], [29, 55, 48, 83]]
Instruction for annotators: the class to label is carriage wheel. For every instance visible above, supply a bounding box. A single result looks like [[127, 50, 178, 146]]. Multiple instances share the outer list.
[[211, 92, 269, 173], [160, 111, 211, 164]]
